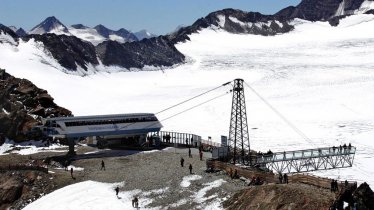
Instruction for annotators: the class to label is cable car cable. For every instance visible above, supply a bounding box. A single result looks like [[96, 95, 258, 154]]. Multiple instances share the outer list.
[[243, 81, 315, 146], [155, 80, 233, 115]]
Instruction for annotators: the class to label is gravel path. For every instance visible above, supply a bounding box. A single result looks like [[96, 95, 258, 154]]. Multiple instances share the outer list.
[[61, 147, 247, 209]]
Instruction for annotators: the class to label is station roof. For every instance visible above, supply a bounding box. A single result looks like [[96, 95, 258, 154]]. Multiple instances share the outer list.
[[43, 113, 156, 122]]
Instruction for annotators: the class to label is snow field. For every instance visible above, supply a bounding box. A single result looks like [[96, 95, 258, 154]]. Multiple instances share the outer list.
[[23, 176, 227, 209]]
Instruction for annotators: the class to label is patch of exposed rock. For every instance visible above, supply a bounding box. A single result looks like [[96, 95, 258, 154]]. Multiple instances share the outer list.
[[0, 170, 55, 210], [0, 69, 72, 141], [223, 183, 334, 210], [96, 36, 185, 69]]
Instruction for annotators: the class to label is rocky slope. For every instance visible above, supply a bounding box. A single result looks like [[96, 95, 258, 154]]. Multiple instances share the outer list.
[[168, 8, 294, 44], [22, 34, 99, 71], [275, 0, 369, 21], [223, 183, 335, 210], [96, 36, 185, 69], [223, 182, 374, 210], [0, 69, 72, 141]]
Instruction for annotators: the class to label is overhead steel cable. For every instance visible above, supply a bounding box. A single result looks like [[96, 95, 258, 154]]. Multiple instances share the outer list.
[[144, 90, 232, 129], [120, 81, 233, 129], [243, 81, 315, 146], [155, 81, 233, 115]]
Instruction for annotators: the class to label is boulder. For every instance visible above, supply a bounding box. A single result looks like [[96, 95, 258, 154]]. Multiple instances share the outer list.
[[353, 182, 374, 210], [0, 177, 24, 205]]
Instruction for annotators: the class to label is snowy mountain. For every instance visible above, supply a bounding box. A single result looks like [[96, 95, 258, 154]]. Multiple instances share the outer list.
[[68, 24, 138, 45], [134, 29, 157, 40], [0, 24, 18, 44], [1, 0, 374, 73], [29, 16, 70, 35]]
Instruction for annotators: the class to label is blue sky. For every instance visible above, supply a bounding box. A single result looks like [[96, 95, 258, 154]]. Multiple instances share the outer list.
[[0, 0, 301, 35]]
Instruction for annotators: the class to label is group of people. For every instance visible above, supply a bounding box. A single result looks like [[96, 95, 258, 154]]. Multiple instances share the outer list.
[[278, 173, 288, 184], [256, 150, 274, 161], [331, 179, 339, 192], [331, 143, 352, 154], [132, 196, 139, 208]]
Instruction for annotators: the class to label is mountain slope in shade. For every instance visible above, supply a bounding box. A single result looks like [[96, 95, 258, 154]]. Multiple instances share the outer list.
[[23, 33, 99, 71], [15, 28, 27, 37], [8, 26, 28, 37], [96, 36, 184, 69], [94, 24, 138, 43]]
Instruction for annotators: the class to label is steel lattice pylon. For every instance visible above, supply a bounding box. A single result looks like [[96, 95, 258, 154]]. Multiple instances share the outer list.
[[229, 79, 250, 165]]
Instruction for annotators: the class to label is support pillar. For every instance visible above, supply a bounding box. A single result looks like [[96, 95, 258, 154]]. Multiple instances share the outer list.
[[228, 79, 251, 165], [67, 138, 76, 156]]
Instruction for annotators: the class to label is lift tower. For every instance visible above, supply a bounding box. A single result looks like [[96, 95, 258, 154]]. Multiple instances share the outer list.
[[229, 79, 250, 165]]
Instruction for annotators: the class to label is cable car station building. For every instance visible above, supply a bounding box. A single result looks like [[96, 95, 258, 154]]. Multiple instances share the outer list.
[[41, 113, 163, 155]]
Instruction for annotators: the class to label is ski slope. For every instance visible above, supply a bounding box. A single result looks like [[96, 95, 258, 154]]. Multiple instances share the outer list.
[[1, 14, 374, 187]]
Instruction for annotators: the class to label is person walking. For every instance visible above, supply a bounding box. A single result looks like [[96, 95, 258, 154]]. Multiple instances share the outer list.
[[132, 196, 139, 208], [199, 151, 203, 161], [70, 167, 74, 179], [189, 164, 193, 174], [115, 186, 119, 197], [188, 147, 192, 158], [101, 160, 105, 171], [180, 157, 184, 167], [278, 173, 283, 184], [283, 173, 288, 184]]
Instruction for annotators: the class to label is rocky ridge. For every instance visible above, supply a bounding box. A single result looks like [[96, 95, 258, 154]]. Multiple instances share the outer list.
[[0, 69, 72, 141]]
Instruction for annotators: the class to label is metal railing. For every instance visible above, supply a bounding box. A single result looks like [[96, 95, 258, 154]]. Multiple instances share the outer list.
[[148, 131, 202, 147], [254, 146, 356, 174]]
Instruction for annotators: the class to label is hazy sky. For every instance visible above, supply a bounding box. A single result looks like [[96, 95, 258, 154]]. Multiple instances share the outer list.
[[0, 0, 301, 35]]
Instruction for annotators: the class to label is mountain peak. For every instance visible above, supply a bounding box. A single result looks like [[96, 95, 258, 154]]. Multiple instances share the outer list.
[[94, 24, 111, 38], [30, 16, 69, 35], [134, 29, 156, 40], [71, 24, 89, 29], [16, 28, 27, 37]]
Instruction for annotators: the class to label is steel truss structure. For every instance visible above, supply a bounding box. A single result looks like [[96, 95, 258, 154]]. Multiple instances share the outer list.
[[228, 79, 251, 165], [254, 146, 356, 174]]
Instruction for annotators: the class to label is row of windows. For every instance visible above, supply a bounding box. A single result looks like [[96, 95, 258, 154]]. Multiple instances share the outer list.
[[64, 117, 158, 127]]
